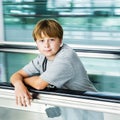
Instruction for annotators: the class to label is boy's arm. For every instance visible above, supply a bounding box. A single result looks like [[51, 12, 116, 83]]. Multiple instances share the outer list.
[[10, 69, 49, 106], [23, 75, 49, 90], [10, 69, 32, 107], [11, 69, 49, 90]]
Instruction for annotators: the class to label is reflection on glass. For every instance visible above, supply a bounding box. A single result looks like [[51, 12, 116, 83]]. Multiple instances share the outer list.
[[0, 105, 120, 120], [0, 52, 37, 82], [0, 52, 120, 93], [60, 106, 104, 120], [81, 57, 120, 93]]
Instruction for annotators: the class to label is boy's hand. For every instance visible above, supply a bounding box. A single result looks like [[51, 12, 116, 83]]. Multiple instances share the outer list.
[[14, 81, 32, 107]]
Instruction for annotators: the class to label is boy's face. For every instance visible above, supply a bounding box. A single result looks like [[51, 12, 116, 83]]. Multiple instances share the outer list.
[[36, 33, 62, 60]]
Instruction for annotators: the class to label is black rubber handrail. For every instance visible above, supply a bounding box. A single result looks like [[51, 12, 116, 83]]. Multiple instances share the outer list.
[[0, 82, 120, 103]]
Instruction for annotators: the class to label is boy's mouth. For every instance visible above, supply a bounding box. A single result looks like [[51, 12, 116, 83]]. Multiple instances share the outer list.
[[44, 49, 52, 52]]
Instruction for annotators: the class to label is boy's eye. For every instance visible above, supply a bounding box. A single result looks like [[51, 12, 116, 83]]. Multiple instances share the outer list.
[[38, 39, 44, 42], [50, 38, 55, 41], [41, 40, 44, 42]]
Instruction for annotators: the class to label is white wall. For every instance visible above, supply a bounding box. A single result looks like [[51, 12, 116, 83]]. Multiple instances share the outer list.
[[0, 0, 4, 41]]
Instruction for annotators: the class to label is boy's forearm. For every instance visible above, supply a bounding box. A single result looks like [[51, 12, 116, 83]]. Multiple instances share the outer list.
[[24, 76, 48, 90], [23, 76, 38, 88]]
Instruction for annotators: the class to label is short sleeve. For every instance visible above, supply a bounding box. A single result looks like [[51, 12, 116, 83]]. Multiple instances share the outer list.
[[22, 55, 43, 76], [40, 60, 74, 88]]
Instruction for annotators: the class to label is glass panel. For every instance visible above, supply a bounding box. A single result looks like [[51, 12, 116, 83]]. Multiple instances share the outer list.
[[0, 105, 120, 120], [0, 52, 120, 93], [0, 107, 49, 120], [0, 52, 37, 82], [2, 0, 120, 47], [80, 58, 120, 93]]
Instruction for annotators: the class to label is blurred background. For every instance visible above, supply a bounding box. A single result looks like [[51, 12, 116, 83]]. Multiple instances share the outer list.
[[0, 0, 120, 93]]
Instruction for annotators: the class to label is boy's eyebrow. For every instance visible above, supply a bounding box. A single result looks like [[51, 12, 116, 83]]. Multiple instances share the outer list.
[[37, 37, 55, 40], [36, 38, 44, 41]]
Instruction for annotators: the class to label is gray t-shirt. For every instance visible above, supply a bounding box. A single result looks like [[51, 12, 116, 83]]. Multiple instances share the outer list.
[[23, 44, 103, 120], [23, 44, 96, 91]]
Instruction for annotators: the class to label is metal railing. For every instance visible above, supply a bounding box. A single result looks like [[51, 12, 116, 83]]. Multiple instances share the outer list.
[[0, 42, 119, 59], [0, 42, 120, 117], [0, 82, 120, 114]]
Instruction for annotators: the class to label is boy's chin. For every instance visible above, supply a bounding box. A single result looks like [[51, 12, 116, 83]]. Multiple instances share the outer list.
[[45, 55, 55, 60]]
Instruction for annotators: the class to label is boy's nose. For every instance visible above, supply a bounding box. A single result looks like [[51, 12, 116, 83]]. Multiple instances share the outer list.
[[44, 40, 49, 48]]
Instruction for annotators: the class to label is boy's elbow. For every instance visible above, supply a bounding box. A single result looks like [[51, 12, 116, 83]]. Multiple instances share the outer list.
[[35, 79, 48, 90], [35, 84, 46, 90]]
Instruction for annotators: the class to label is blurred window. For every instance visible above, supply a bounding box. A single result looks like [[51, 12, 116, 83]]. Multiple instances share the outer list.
[[2, 0, 120, 47]]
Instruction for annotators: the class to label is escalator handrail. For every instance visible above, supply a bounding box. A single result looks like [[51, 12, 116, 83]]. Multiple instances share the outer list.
[[0, 42, 120, 59], [0, 82, 120, 103]]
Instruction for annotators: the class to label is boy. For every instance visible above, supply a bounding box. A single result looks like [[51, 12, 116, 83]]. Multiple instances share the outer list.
[[10, 19, 103, 119]]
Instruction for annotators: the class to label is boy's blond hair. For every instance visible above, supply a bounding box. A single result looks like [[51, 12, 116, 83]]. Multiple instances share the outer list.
[[33, 19, 63, 41]]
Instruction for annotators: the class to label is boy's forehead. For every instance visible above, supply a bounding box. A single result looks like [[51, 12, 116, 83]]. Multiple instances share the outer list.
[[36, 32, 58, 40], [36, 32, 49, 39]]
